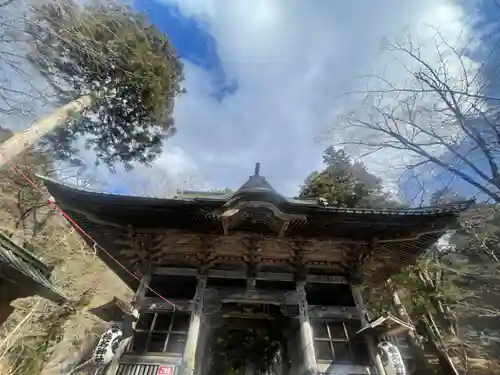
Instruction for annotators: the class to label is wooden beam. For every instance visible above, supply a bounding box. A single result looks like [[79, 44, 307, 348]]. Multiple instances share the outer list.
[[149, 269, 347, 285], [308, 305, 359, 319], [208, 269, 246, 279], [306, 274, 348, 284], [140, 297, 191, 312], [153, 267, 198, 276], [256, 271, 293, 281], [219, 290, 287, 305]]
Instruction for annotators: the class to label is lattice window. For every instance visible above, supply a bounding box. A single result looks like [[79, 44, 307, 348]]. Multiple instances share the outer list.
[[130, 311, 190, 355], [312, 320, 370, 365]]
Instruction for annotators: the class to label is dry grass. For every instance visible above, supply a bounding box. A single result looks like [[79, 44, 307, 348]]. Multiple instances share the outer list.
[[0, 222, 132, 375], [468, 358, 500, 375], [0, 151, 131, 375]]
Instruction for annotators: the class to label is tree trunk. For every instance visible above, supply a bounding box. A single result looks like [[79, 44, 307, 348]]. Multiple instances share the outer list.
[[418, 271, 457, 336], [423, 313, 460, 375], [391, 291, 432, 372], [0, 95, 93, 168]]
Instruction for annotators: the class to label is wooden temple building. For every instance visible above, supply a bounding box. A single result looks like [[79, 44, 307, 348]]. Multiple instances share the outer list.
[[0, 231, 67, 326], [42, 164, 471, 375]]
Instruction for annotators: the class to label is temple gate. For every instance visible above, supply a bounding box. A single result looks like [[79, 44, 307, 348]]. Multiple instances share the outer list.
[[42, 164, 471, 375]]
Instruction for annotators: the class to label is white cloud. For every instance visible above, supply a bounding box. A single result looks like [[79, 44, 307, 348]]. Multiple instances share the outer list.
[[322, 3, 482, 197], [96, 145, 200, 197], [1, 0, 481, 198], [142, 0, 478, 196]]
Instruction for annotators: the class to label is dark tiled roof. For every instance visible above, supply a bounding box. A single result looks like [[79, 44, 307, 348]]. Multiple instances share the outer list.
[[40, 175, 471, 219], [39, 172, 472, 285], [0, 231, 67, 303], [40, 176, 471, 240]]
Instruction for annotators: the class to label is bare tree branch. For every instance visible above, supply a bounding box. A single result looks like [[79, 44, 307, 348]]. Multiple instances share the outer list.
[[0, 0, 15, 9], [330, 30, 500, 203]]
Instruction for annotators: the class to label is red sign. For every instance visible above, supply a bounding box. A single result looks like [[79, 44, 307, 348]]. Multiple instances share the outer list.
[[157, 365, 174, 375]]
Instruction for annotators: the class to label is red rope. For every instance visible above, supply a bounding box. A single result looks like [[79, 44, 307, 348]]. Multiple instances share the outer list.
[[6, 160, 176, 308]]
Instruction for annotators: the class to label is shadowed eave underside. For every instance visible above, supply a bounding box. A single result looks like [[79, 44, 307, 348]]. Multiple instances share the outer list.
[[39, 171, 472, 287]]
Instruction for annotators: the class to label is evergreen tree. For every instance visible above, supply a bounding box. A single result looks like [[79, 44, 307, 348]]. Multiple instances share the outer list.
[[297, 147, 500, 373], [1, 0, 185, 170], [299, 146, 403, 208]]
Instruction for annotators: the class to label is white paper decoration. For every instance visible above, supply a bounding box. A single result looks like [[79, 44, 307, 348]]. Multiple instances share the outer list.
[[91, 326, 123, 366], [378, 341, 406, 375]]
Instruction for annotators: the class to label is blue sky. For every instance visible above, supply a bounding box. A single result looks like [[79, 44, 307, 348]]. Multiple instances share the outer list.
[[398, 1, 500, 204], [134, 1, 238, 103], [2, 0, 499, 202], [104, 0, 484, 199]]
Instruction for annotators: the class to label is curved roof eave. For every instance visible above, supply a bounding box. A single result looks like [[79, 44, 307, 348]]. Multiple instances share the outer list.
[[38, 174, 475, 217]]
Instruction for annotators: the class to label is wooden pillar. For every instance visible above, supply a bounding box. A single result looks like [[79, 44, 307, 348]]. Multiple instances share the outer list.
[[391, 290, 432, 373], [351, 285, 386, 375], [182, 275, 206, 375], [280, 336, 291, 375], [296, 281, 317, 375]]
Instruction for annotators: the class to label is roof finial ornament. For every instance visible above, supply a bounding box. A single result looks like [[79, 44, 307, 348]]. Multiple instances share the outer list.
[[235, 162, 276, 192]]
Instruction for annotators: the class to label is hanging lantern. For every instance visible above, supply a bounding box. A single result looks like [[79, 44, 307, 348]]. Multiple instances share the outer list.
[[91, 325, 123, 367], [378, 341, 406, 375]]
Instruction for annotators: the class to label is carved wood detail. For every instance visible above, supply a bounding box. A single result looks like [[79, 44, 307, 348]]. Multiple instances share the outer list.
[[115, 227, 357, 276], [290, 240, 308, 279], [340, 244, 362, 270], [221, 302, 277, 319], [115, 226, 164, 274], [214, 200, 307, 237], [197, 237, 217, 275], [260, 258, 292, 266], [240, 236, 261, 277]]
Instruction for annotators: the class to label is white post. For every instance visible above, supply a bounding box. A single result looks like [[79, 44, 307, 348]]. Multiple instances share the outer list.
[[296, 281, 317, 374], [182, 275, 206, 375], [351, 285, 386, 375]]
